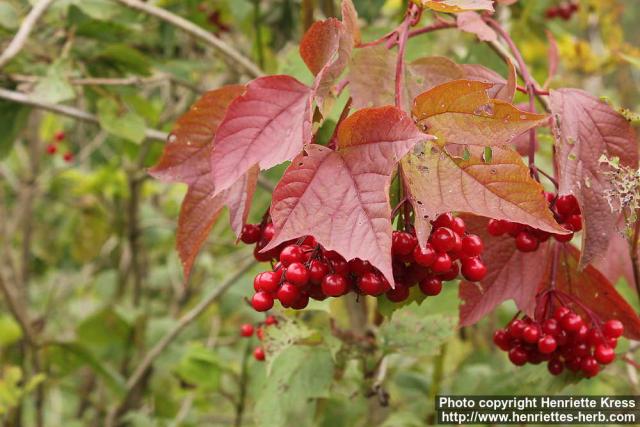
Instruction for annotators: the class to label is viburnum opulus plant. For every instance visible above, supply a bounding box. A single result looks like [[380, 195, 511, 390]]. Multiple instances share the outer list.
[[150, 0, 640, 380]]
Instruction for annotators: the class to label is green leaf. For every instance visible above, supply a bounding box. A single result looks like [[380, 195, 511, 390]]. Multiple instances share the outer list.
[[94, 44, 152, 76], [76, 307, 132, 352], [262, 319, 319, 373], [0, 100, 30, 158], [0, 3, 18, 30], [30, 66, 76, 104], [379, 311, 456, 355], [0, 315, 22, 347], [254, 345, 333, 427], [175, 343, 222, 391], [97, 98, 147, 144], [70, 0, 119, 20]]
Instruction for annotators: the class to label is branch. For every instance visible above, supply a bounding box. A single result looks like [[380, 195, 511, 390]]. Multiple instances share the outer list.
[[0, 0, 55, 69], [106, 257, 256, 425], [0, 88, 168, 142], [0, 266, 38, 347], [114, 0, 263, 78]]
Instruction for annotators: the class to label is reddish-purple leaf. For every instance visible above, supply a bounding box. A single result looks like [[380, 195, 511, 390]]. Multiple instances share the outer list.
[[341, 0, 361, 46], [264, 107, 428, 285], [211, 75, 311, 194], [149, 85, 257, 278], [543, 30, 559, 88], [457, 11, 497, 42], [407, 56, 466, 100], [592, 229, 634, 288], [459, 215, 551, 326], [555, 245, 640, 340], [550, 89, 638, 267], [462, 63, 516, 102]]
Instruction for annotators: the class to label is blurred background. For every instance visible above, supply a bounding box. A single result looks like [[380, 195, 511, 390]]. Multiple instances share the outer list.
[[0, 0, 639, 426]]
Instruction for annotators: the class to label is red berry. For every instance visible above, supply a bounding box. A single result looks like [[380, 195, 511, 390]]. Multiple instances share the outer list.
[[522, 325, 540, 344], [561, 313, 584, 332], [545, 7, 558, 19], [555, 194, 580, 216], [607, 337, 618, 349], [508, 346, 528, 366], [321, 274, 349, 297], [348, 258, 372, 276], [508, 319, 527, 339], [412, 243, 436, 267], [460, 257, 487, 282], [461, 234, 483, 257], [291, 293, 309, 310], [240, 224, 261, 244], [308, 284, 327, 301], [487, 219, 508, 236], [432, 213, 454, 229], [54, 130, 66, 141], [279, 245, 304, 266], [419, 276, 442, 296], [580, 356, 600, 378], [431, 253, 452, 273], [450, 232, 463, 254], [603, 319, 624, 339], [537, 335, 557, 354], [276, 283, 300, 306], [547, 358, 564, 375], [254, 271, 279, 293], [553, 306, 571, 321], [493, 329, 510, 351], [256, 327, 264, 340], [515, 231, 539, 252], [265, 315, 278, 326], [358, 272, 386, 296], [262, 223, 275, 241], [253, 347, 265, 361], [386, 282, 410, 303], [46, 144, 57, 155], [587, 329, 604, 347], [240, 323, 254, 337], [450, 217, 466, 235], [285, 262, 309, 287], [506, 222, 524, 237], [439, 263, 459, 281], [558, 5, 573, 20], [430, 227, 456, 253], [309, 260, 329, 284], [392, 231, 417, 256], [542, 318, 560, 335], [63, 152, 74, 162], [554, 231, 574, 243], [594, 344, 615, 365], [565, 214, 582, 232], [252, 292, 274, 312]]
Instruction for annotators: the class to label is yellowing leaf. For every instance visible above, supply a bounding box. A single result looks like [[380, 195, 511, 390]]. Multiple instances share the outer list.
[[401, 143, 567, 247], [415, 0, 494, 13], [412, 80, 547, 146]]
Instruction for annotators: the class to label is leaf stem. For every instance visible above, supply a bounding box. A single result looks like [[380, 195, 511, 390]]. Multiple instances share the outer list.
[[629, 209, 640, 307]]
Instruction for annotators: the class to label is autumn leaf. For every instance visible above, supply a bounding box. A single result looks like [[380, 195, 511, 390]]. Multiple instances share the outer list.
[[149, 85, 257, 278], [211, 75, 311, 195], [408, 56, 466, 100], [263, 107, 429, 285], [459, 215, 551, 326], [550, 89, 638, 268], [415, 0, 494, 13], [412, 80, 545, 146], [457, 11, 497, 42], [401, 143, 567, 247], [554, 245, 640, 340], [592, 229, 634, 288], [341, 0, 361, 46], [462, 63, 516, 102]]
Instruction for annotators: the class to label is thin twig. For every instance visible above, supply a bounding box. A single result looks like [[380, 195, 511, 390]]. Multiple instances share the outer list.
[[629, 210, 640, 307], [115, 0, 263, 78], [0, 0, 55, 69]]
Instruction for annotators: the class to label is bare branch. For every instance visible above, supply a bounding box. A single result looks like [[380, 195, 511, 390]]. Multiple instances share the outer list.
[[115, 0, 263, 78], [0, 88, 169, 142], [0, 0, 55, 69]]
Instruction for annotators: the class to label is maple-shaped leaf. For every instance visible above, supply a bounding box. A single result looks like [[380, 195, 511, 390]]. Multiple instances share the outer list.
[[408, 57, 466, 100], [299, 14, 353, 110], [401, 143, 567, 247], [554, 245, 640, 340], [210, 75, 311, 194], [263, 107, 428, 285], [550, 89, 638, 267], [457, 11, 497, 42], [592, 229, 634, 288], [461, 63, 516, 102], [459, 215, 551, 326], [149, 85, 257, 278], [414, 0, 494, 13], [412, 80, 545, 146]]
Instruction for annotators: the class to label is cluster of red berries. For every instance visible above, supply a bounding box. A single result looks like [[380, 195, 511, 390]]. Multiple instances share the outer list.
[[239, 315, 278, 362], [544, 2, 579, 20], [487, 193, 582, 252], [45, 130, 74, 162], [240, 213, 487, 313], [494, 307, 623, 378]]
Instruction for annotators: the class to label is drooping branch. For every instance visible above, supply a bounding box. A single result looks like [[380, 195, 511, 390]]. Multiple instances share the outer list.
[[114, 0, 263, 78], [0, 0, 55, 69]]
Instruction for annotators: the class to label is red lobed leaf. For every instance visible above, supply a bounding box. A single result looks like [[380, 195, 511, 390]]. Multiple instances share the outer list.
[[461, 63, 516, 102], [149, 85, 257, 279], [459, 215, 551, 326], [341, 0, 361, 46], [211, 75, 312, 195], [263, 107, 429, 285], [592, 228, 634, 288], [457, 11, 498, 42], [550, 89, 638, 267]]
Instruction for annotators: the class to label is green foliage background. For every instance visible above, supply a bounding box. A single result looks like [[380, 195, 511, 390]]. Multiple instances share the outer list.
[[0, 0, 638, 426]]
